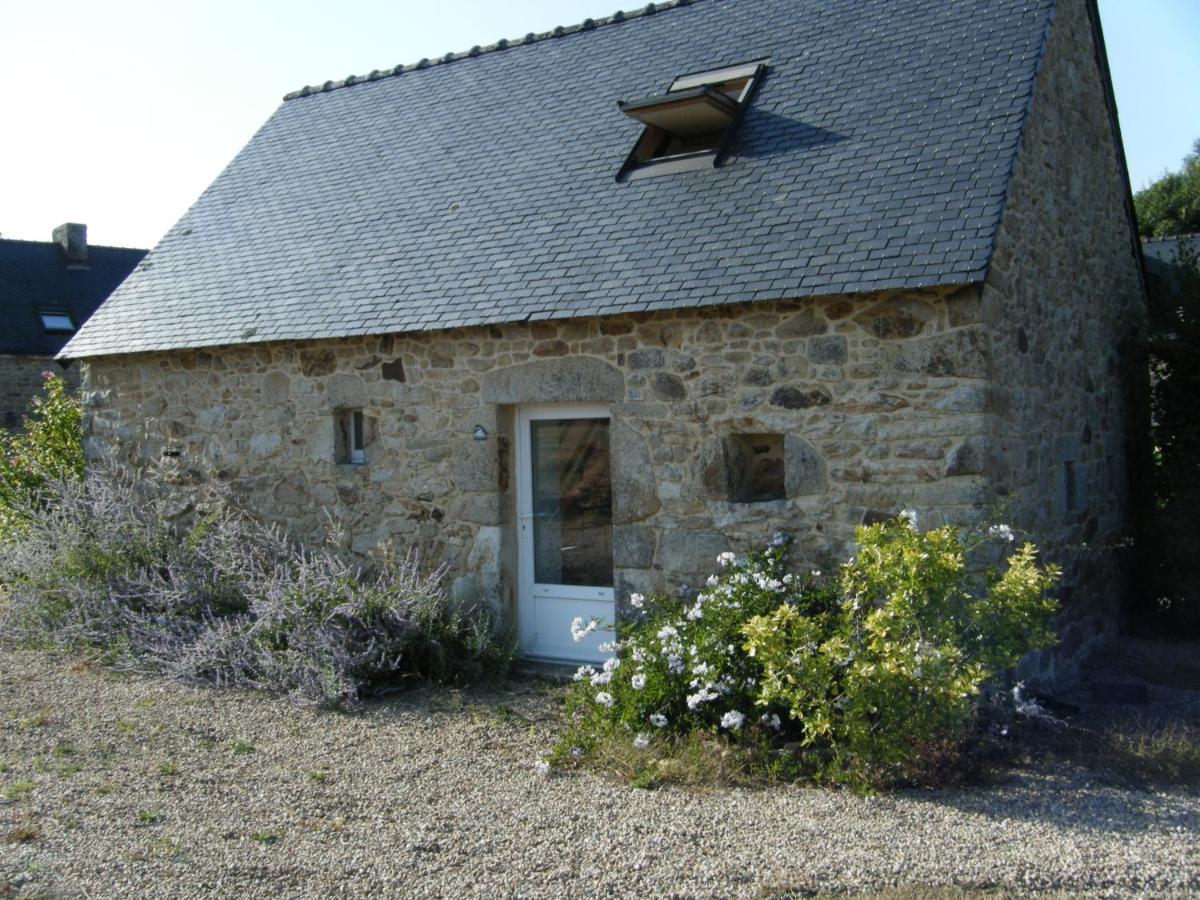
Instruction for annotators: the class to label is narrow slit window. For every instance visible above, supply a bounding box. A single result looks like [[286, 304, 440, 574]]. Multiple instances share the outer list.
[[335, 409, 367, 465], [351, 411, 365, 465]]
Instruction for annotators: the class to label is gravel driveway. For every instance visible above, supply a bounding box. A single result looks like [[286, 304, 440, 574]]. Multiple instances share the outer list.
[[1, 650, 1197, 898]]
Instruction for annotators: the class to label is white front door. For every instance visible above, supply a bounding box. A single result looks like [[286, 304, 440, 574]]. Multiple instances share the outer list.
[[515, 403, 616, 663]]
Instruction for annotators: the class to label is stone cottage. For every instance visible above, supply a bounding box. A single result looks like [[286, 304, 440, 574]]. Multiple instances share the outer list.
[[62, 0, 1146, 677], [0, 224, 144, 428]]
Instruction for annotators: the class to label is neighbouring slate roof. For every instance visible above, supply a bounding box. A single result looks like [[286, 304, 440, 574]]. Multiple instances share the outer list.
[[63, 0, 1056, 359], [1142, 234, 1200, 280], [0, 238, 146, 357]]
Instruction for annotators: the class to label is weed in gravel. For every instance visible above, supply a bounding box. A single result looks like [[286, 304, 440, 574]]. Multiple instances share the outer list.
[[491, 703, 532, 727], [1095, 718, 1200, 786], [230, 740, 255, 755], [94, 782, 113, 796], [158, 761, 180, 777], [52, 742, 74, 758], [136, 808, 162, 825], [250, 830, 281, 845], [133, 697, 156, 710], [115, 720, 135, 735], [56, 762, 83, 777], [18, 710, 50, 729], [1012, 712, 1200, 788], [3, 780, 36, 801], [306, 769, 329, 783], [583, 731, 787, 790], [151, 836, 182, 858], [3, 824, 38, 844]]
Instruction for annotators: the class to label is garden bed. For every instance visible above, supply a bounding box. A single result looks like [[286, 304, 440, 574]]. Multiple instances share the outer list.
[[2, 649, 1197, 898]]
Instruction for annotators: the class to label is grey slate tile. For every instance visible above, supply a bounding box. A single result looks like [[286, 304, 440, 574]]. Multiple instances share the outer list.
[[64, 0, 1054, 358]]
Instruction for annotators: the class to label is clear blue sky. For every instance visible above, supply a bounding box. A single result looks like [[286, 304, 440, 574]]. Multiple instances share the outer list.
[[1, 0, 1197, 249]]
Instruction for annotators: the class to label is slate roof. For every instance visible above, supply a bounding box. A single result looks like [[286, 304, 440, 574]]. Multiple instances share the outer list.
[[0, 238, 146, 357], [63, 0, 1056, 359], [1142, 234, 1199, 280]]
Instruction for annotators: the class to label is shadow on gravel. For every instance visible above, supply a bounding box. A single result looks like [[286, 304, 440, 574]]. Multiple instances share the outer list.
[[906, 640, 1200, 836], [904, 767, 1199, 836]]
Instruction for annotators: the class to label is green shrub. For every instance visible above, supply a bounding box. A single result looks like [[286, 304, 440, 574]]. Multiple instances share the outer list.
[[551, 517, 1060, 788], [746, 519, 1059, 783], [1138, 235, 1200, 626], [0, 373, 83, 539]]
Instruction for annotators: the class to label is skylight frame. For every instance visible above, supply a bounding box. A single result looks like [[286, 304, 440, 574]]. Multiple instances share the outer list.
[[39, 311, 75, 333], [616, 59, 768, 182]]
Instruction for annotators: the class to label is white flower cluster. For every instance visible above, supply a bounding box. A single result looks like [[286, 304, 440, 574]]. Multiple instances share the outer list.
[[570, 616, 599, 643], [568, 535, 813, 752], [988, 523, 1016, 542], [720, 710, 745, 730], [1011, 682, 1049, 719], [533, 758, 551, 777], [899, 508, 919, 530]]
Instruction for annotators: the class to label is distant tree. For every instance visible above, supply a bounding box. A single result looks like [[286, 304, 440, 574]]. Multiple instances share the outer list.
[[1138, 236, 1200, 628], [1135, 138, 1200, 238]]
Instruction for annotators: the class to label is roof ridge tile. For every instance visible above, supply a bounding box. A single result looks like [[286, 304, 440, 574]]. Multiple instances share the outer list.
[[283, 0, 704, 101]]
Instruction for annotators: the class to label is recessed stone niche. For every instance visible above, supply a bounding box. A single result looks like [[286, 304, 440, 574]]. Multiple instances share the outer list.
[[702, 433, 786, 503]]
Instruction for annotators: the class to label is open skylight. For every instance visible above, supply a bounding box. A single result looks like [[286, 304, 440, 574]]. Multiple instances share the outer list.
[[617, 59, 767, 180]]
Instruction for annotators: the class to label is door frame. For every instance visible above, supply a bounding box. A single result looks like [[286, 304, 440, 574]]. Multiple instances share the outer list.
[[514, 402, 615, 663]]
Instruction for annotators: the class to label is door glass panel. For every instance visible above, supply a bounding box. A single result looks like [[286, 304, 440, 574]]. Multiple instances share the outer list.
[[530, 418, 614, 587]]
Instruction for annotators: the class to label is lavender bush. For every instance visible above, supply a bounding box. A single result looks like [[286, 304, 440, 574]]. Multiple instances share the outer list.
[[0, 469, 511, 706]]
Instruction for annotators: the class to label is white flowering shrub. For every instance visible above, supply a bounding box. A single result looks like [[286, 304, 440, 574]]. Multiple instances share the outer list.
[[552, 534, 827, 773], [552, 518, 1060, 788]]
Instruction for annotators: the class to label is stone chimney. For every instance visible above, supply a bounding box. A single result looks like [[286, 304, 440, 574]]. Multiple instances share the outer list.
[[52, 222, 87, 262]]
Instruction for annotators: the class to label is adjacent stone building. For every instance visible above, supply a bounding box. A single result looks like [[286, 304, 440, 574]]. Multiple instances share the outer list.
[[63, 0, 1146, 680], [0, 224, 145, 428]]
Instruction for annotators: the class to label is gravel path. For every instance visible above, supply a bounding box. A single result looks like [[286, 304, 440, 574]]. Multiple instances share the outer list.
[[1, 650, 1197, 898]]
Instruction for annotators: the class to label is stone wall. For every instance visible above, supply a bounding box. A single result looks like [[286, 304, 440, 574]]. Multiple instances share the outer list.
[[980, 0, 1147, 682], [82, 288, 995, 619], [0, 354, 79, 430], [76, 0, 1149, 682]]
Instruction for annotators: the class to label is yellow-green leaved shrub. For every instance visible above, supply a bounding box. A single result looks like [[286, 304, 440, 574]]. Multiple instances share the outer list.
[[0, 373, 84, 540], [550, 515, 1060, 788], [744, 517, 1059, 783]]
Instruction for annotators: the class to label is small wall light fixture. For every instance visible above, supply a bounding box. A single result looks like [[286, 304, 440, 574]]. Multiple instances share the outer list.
[[473, 425, 488, 441]]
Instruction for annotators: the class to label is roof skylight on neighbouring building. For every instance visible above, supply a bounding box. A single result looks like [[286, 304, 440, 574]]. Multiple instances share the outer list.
[[617, 59, 767, 180], [39, 312, 75, 333]]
